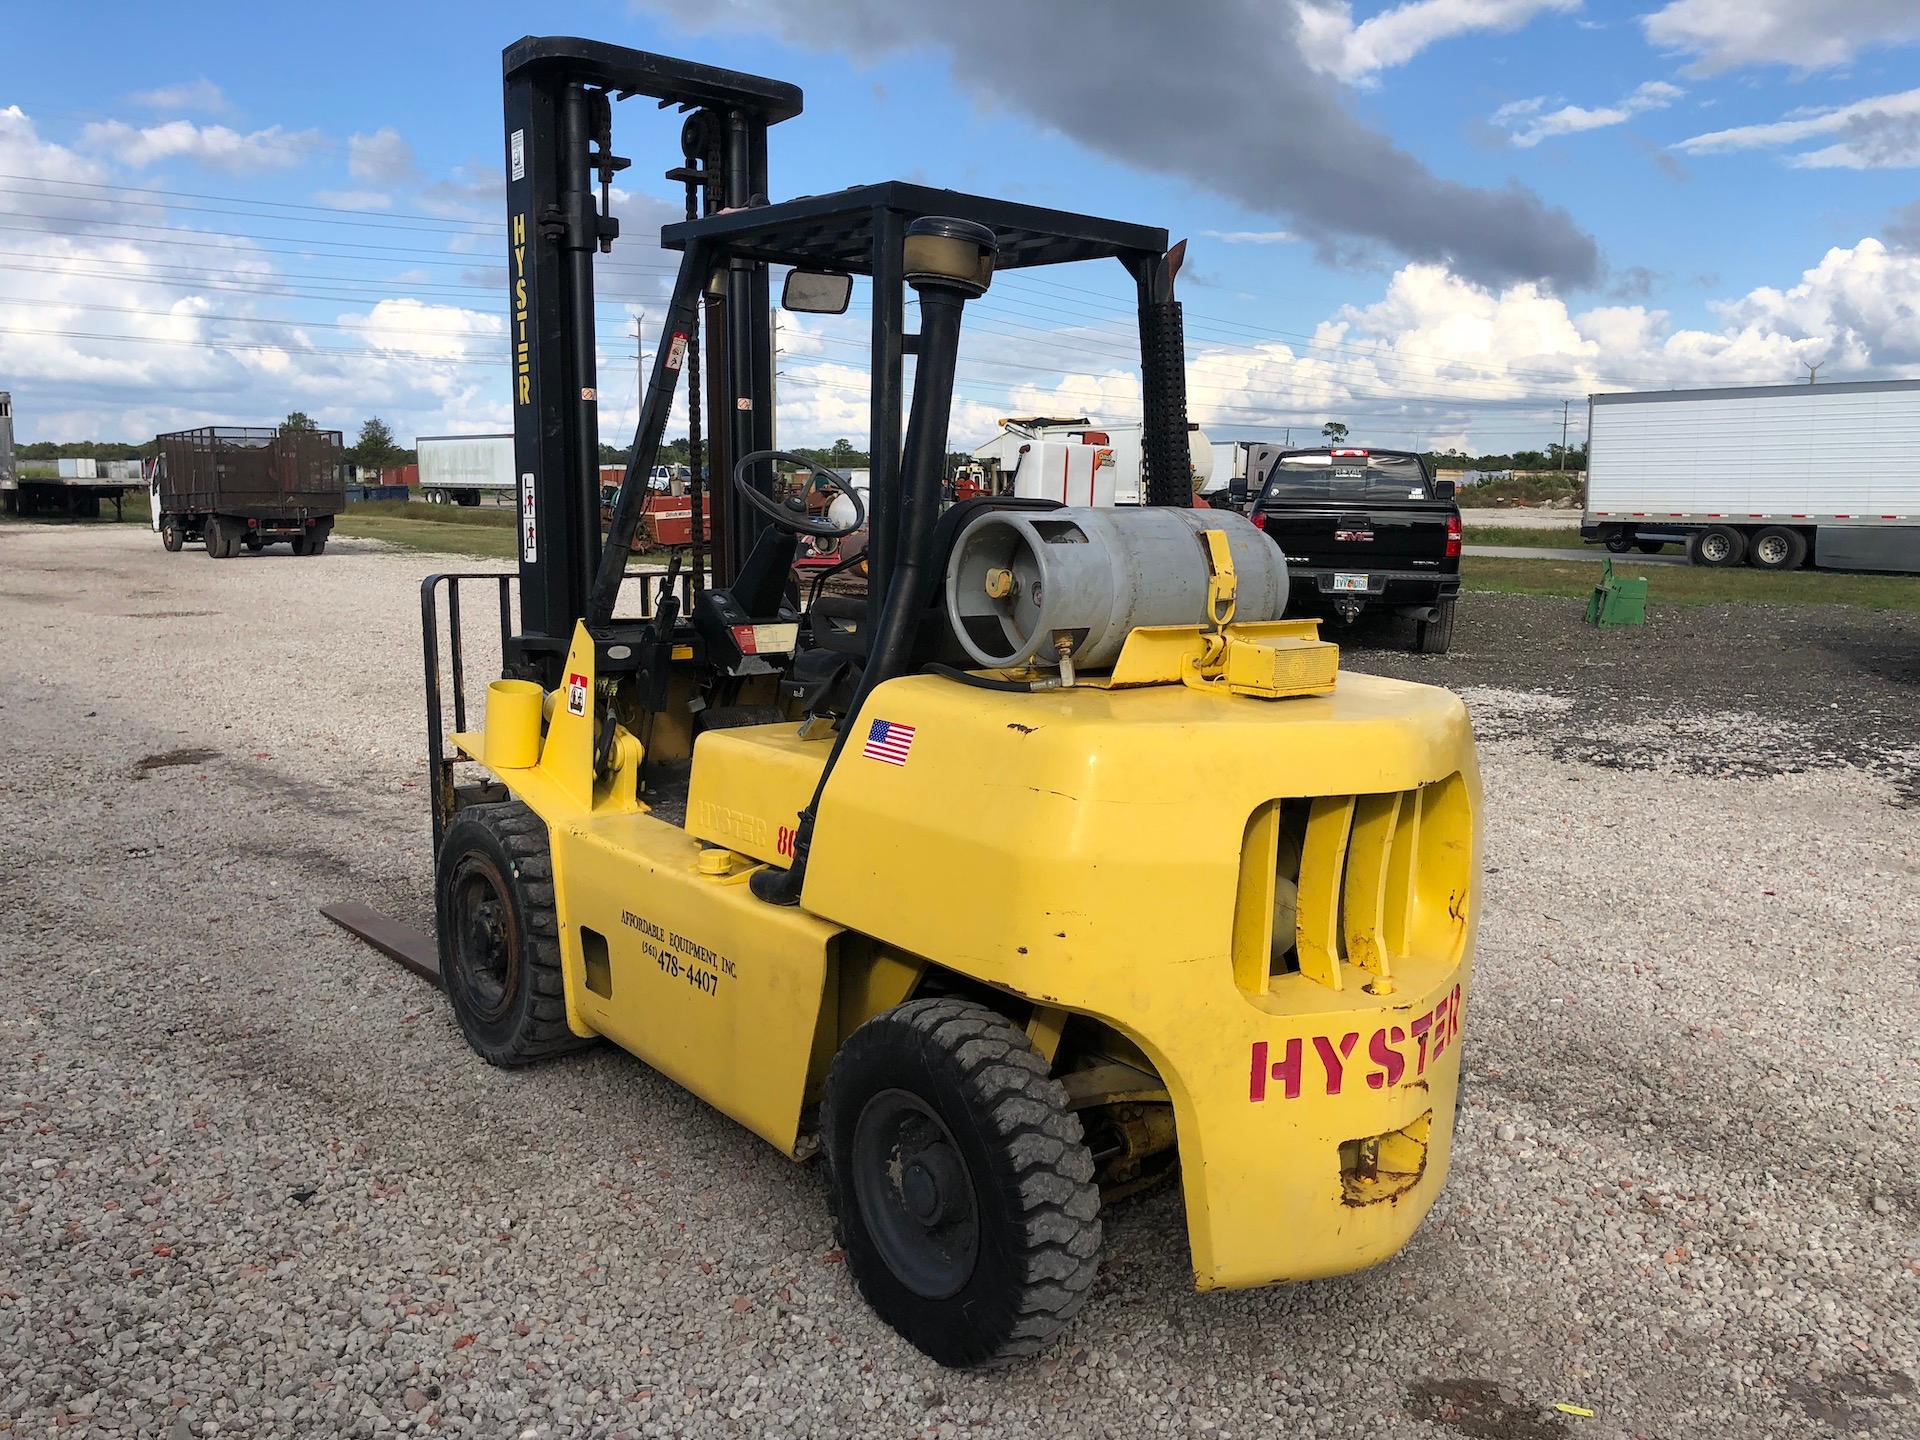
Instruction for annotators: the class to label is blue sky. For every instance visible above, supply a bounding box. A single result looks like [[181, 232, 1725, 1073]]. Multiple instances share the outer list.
[[3, 0, 1918, 454]]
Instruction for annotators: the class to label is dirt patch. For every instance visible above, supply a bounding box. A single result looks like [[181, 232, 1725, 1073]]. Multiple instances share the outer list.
[[132, 747, 219, 776], [1343, 593, 1920, 802], [1407, 1378, 1570, 1440]]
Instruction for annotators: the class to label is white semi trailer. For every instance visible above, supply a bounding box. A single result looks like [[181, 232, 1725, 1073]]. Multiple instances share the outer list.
[[416, 432, 515, 506], [1582, 379, 1920, 573]]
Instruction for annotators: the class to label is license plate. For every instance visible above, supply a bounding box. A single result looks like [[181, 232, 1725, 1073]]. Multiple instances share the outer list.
[[1333, 573, 1369, 592]]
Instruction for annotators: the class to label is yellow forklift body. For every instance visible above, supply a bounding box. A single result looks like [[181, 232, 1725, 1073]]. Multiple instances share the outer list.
[[461, 624, 1478, 1290]]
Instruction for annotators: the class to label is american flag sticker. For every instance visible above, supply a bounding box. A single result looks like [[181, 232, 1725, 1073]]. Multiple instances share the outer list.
[[862, 718, 917, 767]]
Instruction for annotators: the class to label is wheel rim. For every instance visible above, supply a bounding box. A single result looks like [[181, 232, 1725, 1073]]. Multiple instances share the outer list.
[[448, 855, 520, 1023], [1756, 536, 1787, 565], [851, 1089, 980, 1299], [1702, 534, 1729, 562]]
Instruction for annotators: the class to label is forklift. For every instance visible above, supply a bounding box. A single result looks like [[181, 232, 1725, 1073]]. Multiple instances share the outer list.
[[405, 36, 1480, 1367]]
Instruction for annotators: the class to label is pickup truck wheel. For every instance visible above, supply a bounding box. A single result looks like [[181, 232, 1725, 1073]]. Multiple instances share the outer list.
[[435, 801, 593, 1067], [823, 998, 1101, 1368], [1748, 526, 1806, 571], [1605, 533, 1634, 553], [1415, 599, 1457, 654], [1687, 526, 1745, 568], [160, 520, 183, 552]]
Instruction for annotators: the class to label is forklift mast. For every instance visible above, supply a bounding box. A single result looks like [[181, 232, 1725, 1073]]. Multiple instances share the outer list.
[[500, 37, 800, 683]]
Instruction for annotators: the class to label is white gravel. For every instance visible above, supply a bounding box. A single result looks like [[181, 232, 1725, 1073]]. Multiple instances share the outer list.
[[2, 522, 1915, 1439]]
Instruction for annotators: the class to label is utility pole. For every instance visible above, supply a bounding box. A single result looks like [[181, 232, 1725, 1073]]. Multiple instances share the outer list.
[[1561, 399, 1570, 471], [1803, 360, 1823, 384], [631, 310, 647, 436]]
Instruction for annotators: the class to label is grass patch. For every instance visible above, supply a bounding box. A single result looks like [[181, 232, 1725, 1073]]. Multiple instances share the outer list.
[[1462, 556, 1920, 612], [332, 513, 518, 559], [1463, 525, 1585, 549], [338, 499, 518, 528]]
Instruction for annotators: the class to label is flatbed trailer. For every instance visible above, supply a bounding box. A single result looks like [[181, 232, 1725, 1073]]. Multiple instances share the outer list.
[[0, 392, 138, 519], [153, 425, 346, 558]]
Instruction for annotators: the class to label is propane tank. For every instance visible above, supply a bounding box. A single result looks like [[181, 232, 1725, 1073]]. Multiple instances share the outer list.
[[945, 506, 1288, 670]]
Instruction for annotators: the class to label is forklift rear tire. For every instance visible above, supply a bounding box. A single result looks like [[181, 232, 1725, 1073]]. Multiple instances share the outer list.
[[822, 998, 1101, 1367], [435, 802, 592, 1067]]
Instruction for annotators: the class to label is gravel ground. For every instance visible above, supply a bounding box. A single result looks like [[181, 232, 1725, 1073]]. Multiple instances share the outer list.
[[2, 522, 1916, 1440]]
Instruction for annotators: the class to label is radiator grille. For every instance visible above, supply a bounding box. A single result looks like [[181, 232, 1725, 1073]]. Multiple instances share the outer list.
[[1232, 774, 1471, 996]]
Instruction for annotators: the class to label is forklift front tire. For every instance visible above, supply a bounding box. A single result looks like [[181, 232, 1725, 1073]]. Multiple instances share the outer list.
[[435, 802, 591, 1067], [822, 998, 1102, 1367]]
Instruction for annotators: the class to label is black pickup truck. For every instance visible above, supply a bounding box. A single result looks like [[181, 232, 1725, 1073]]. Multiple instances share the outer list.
[[1243, 446, 1462, 653]]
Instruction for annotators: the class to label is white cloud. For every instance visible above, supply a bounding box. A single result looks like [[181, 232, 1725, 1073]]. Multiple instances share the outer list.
[[1494, 80, 1683, 147], [128, 78, 229, 115], [1675, 87, 1920, 169], [1297, 0, 1580, 83], [996, 238, 1920, 452], [78, 118, 326, 174], [348, 126, 419, 186], [1203, 229, 1298, 245], [311, 189, 393, 211], [1642, 0, 1920, 74]]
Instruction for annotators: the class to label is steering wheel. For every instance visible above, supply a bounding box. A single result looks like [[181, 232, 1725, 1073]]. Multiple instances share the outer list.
[[730, 449, 867, 539]]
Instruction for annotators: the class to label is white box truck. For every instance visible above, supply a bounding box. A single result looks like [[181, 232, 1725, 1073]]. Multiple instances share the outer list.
[[417, 432, 515, 506], [1582, 379, 1920, 573]]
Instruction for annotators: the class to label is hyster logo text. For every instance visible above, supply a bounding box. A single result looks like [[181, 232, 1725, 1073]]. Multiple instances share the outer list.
[[511, 212, 530, 405], [1249, 985, 1462, 1102]]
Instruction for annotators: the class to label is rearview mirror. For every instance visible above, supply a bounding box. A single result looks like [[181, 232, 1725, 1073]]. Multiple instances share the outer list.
[[782, 269, 853, 315], [1432, 479, 1457, 501]]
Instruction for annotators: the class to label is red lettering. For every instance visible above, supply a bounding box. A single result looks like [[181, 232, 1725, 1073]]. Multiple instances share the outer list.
[[1250, 1038, 1304, 1102], [1431, 997, 1452, 1062], [1366, 1025, 1406, 1090], [1411, 1013, 1433, 1073], [1451, 985, 1463, 1045], [1312, 1032, 1360, 1095]]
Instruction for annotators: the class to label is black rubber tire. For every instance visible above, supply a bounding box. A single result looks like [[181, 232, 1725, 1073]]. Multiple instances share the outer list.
[[242, 532, 263, 553], [290, 535, 311, 556], [1634, 540, 1665, 554], [1748, 525, 1806, 571], [204, 517, 225, 558], [1604, 533, 1634, 554], [1415, 598, 1456, 654], [1687, 526, 1745, 568], [308, 537, 327, 555], [434, 801, 592, 1067], [822, 998, 1101, 1368], [160, 520, 183, 552]]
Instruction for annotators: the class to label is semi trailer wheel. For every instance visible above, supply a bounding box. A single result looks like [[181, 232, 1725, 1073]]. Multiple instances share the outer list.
[[1605, 533, 1634, 554], [1748, 526, 1806, 571], [434, 801, 592, 1067], [1687, 526, 1745, 568], [822, 998, 1102, 1367]]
